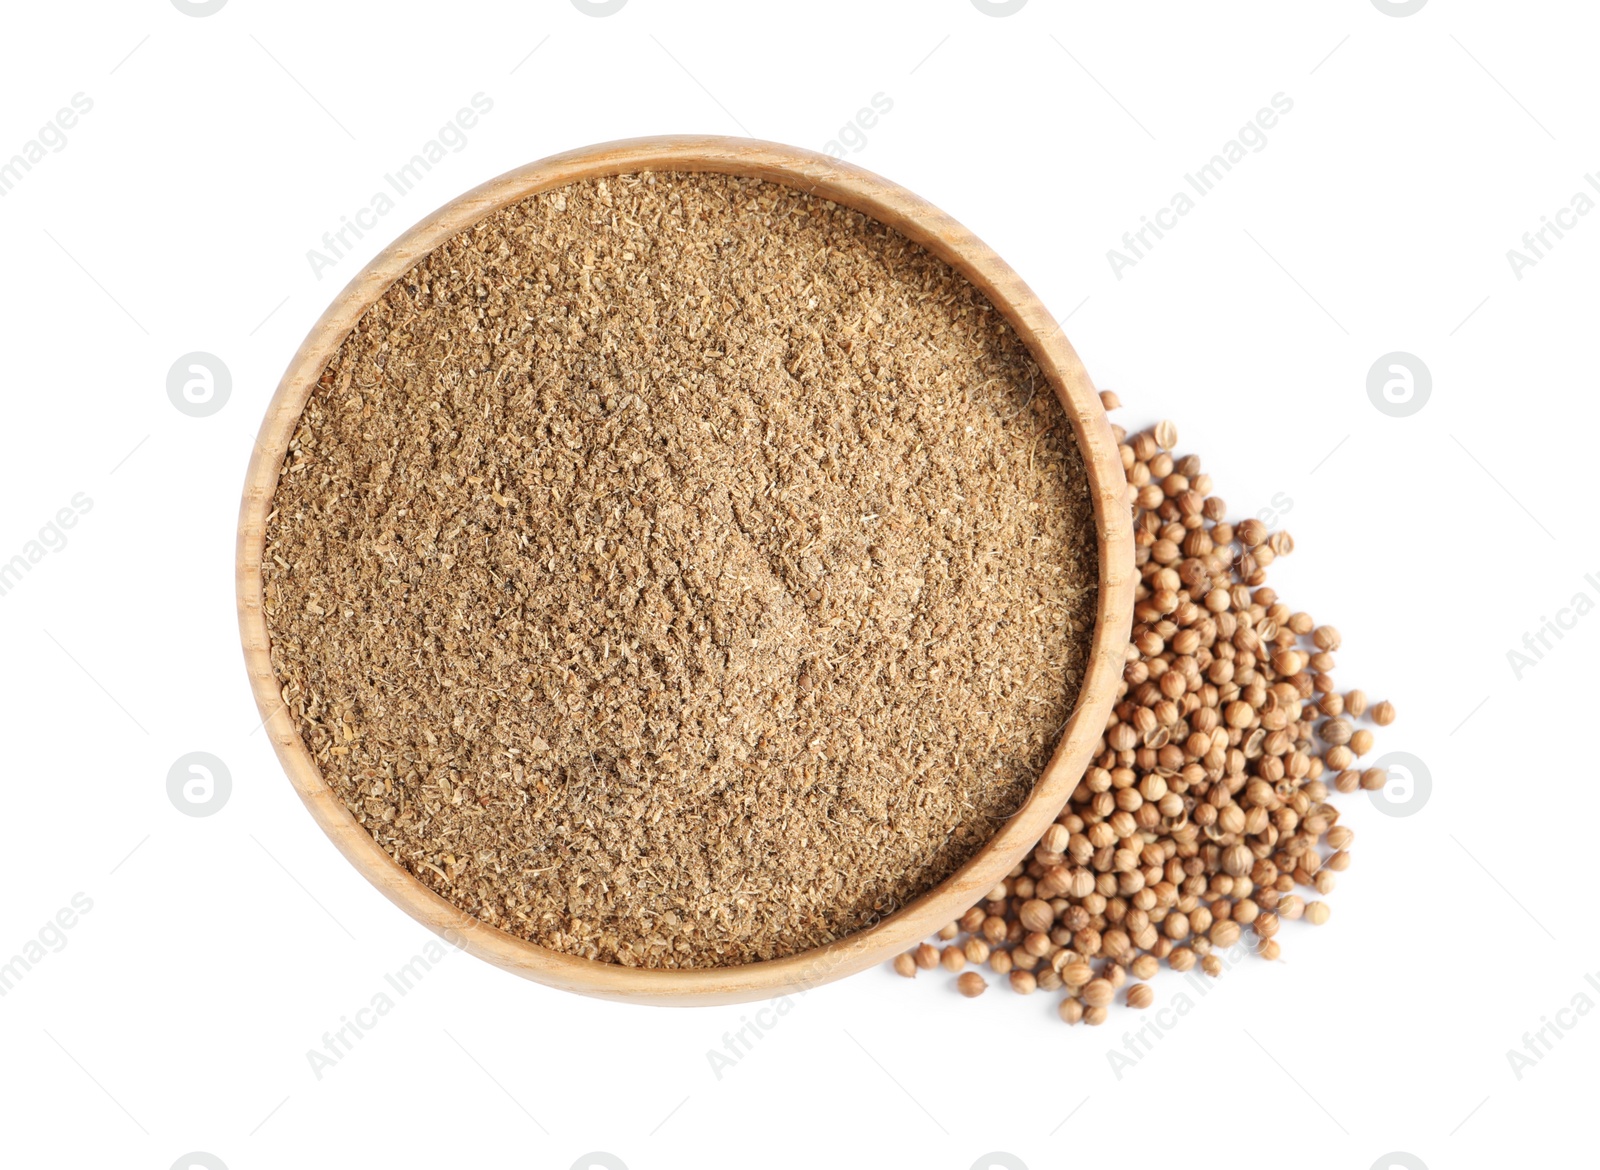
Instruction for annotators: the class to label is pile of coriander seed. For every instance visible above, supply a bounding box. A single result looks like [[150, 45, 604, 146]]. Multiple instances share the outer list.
[[891, 394, 1397, 1025]]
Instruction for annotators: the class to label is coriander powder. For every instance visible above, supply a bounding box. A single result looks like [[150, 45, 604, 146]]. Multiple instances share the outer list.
[[263, 171, 1097, 967]]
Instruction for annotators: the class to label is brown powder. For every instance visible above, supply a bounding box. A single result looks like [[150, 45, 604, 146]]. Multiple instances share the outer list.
[[263, 172, 1097, 967]]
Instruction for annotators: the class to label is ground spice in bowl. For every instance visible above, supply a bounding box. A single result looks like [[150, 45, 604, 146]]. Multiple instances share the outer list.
[[261, 171, 1100, 969]]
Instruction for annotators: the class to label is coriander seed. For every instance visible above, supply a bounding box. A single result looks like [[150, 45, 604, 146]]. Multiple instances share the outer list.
[[895, 398, 1392, 1026], [1019, 899, 1055, 933]]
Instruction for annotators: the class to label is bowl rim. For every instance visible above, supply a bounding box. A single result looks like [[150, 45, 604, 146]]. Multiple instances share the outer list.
[[236, 134, 1134, 1005]]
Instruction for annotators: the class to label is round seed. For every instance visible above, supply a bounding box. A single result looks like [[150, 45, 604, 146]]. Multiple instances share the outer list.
[[1082, 978, 1115, 1008]]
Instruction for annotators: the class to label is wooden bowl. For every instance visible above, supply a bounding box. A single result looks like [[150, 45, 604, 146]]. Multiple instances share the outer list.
[[237, 136, 1133, 1005]]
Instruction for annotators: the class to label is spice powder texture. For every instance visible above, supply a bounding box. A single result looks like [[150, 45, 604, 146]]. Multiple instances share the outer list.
[[263, 172, 1097, 967]]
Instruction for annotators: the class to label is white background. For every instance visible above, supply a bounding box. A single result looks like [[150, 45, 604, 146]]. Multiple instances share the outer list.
[[0, 2, 1593, 1168]]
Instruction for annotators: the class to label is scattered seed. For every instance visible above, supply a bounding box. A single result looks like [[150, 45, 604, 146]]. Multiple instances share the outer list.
[[1083, 978, 1115, 1008], [892, 401, 1395, 1023]]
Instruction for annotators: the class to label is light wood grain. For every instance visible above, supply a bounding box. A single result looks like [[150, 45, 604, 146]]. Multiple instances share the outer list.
[[236, 135, 1134, 1005]]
